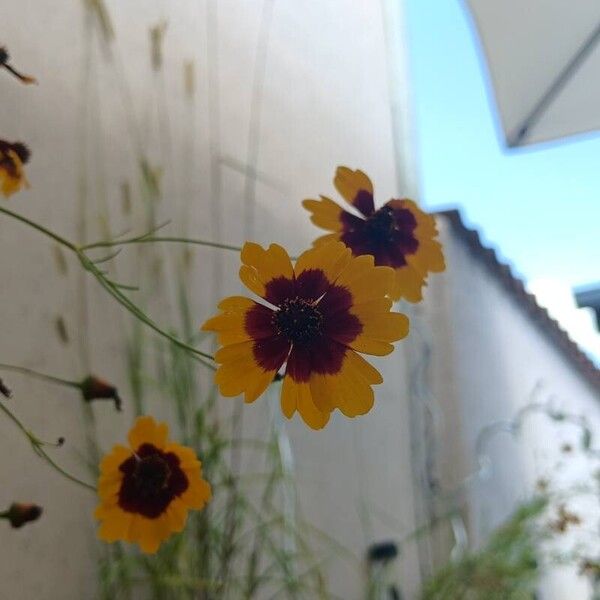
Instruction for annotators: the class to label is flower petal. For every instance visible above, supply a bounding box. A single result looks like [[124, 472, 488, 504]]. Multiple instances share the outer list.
[[294, 241, 352, 287], [240, 242, 295, 304], [201, 296, 257, 345], [302, 195, 343, 231], [128, 416, 169, 451], [281, 376, 330, 430], [214, 340, 286, 402], [389, 265, 426, 302], [334, 166, 375, 216]]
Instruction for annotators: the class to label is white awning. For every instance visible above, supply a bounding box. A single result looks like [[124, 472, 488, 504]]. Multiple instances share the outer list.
[[466, 0, 600, 147]]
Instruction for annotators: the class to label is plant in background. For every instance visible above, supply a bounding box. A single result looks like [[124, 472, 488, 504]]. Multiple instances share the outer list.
[[421, 497, 547, 600], [0, 33, 444, 600]]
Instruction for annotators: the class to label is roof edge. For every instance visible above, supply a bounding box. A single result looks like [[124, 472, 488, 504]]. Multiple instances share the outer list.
[[436, 209, 600, 393]]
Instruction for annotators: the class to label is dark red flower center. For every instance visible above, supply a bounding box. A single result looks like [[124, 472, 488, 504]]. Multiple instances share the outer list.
[[134, 455, 171, 498], [363, 205, 396, 242], [118, 443, 188, 518], [0, 140, 30, 166], [340, 201, 420, 268], [272, 297, 324, 345]]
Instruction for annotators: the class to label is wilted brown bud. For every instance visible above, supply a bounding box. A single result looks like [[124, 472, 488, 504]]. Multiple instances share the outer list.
[[0, 47, 37, 85], [10, 142, 31, 164], [2, 502, 42, 528], [0, 378, 11, 398], [80, 376, 122, 411], [550, 504, 581, 533], [579, 559, 600, 579]]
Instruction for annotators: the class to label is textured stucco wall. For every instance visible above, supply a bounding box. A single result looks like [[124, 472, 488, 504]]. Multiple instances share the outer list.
[[425, 216, 600, 599], [1, 1, 422, 599]]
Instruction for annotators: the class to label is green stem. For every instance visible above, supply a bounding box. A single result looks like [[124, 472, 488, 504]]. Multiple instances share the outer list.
[[0, 363, 81, 390], [82, 235, 243, 254], [0, 206, 216, 368], [0, 205, 78, 251], [0, 401, 96, 492], [78, 254, 215, 368]]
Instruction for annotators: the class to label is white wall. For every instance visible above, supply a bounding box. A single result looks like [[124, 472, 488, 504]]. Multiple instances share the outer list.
[[1, 1, 421, 598], [426, 215, 600, 599]]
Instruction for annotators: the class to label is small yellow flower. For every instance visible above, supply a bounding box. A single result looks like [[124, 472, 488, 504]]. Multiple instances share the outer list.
[[202, 241, 409, 430], [0, 139, 30, 198], [303, 166, 445, 302], [95, 416, 211, 554]]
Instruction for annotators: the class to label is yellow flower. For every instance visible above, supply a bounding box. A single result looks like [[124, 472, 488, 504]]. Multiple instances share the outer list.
[[302, 166, 445, 302], [0, 140, 30, 198], [95, 416, 211, 554], [202, 241, 409, 430]]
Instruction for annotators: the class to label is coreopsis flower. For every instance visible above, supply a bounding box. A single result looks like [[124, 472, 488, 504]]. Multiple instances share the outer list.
[[95, 416, 211, 554], [302, 167, 445, 302], [0, 139, 30, 197], [202, 241, 409, 430], [1, 502, 42, 528]]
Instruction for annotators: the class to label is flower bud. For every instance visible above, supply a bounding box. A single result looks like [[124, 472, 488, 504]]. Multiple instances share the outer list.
[[80, 376, 122, 411], [0, 378, 11, 398], [2, 503, 42, 528]]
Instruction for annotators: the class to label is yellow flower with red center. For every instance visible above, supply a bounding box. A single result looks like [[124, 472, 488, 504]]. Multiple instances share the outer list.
[[302, 166, 445, 302], [202, 241, 409, 430], [95, 416, 211, 554], [0, 139, 30, 198]]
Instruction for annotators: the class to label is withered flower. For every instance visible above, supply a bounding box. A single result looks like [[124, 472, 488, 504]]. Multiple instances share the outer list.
[[1, 502, 42, 528], [0, 46, 37, 85], [579, 559, 600, 579], [0, 139, 31, 198], [0, 377, 11, 398], [550, 504, 581, 533], [80, 375, 122, 411]]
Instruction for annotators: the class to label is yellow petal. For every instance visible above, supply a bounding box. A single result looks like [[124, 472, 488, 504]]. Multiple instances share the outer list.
[[302, 196, 343, 231], [390, 265, 425, 302], [343, 350, 383, 384], [352, 311, 409, 343], [347, 336, 394, 356], [128, 416, 169, 451], [308, 373, 336, 413], [294, 241, 351, 284], [281, 377, 330, 430], [313, 232, 342, 247], [412, 239, 445, 273], [280, 375, 297, 418], [180, 474, 212, 509], [334, 166, 373, 206], [240, 242, 294, 299], [244, 368, 277, 404], [336, 257, 396, 303], [98, 445, 131, 474], [239, 264, 266, 298]]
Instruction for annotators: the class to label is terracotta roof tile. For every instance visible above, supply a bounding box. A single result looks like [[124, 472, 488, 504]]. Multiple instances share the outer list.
[[437, 209, 600, 393]]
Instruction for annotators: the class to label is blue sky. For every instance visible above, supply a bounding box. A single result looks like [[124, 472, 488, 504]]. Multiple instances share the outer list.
[[404, 0, 600, 289]]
